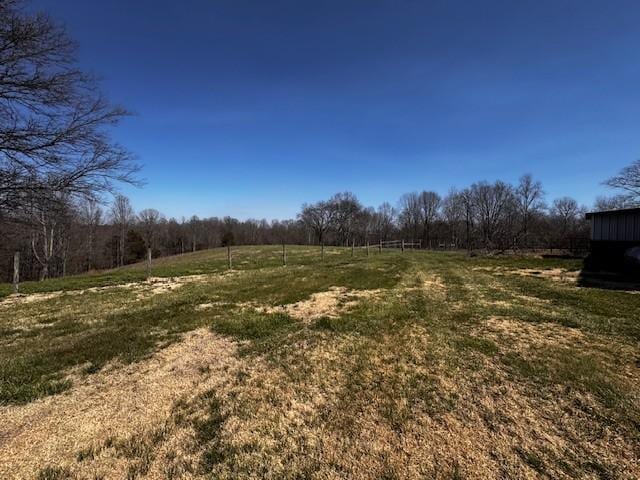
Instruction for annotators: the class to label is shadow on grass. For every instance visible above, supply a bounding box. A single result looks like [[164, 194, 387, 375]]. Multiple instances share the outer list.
[[577, 269, 640, 292]]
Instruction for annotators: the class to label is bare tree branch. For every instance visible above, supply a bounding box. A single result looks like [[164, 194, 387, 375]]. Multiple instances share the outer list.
[[0, 0, 140, 216], [605, 159, 640, 200]]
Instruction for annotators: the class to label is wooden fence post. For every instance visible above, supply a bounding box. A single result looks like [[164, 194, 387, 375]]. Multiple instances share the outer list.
[[321, 243, 325, 262], [401, 240, 405, 253], [282, 243, 287, 266], [13, 251, 19, 294], [366, 241, 370, 257], [351, 239, 355, 257], [146, 248, 152, 279], [379, 239, 382, 254], [227, 245, 232, 269]]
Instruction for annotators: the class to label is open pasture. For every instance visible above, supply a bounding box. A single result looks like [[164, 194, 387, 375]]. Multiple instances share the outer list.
[[0, 246, 638, 479]]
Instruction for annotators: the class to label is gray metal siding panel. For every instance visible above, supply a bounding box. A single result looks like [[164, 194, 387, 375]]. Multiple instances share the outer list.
[[597, 216, 604, 241], [598, 216, 605, 241], [624, 214, 633, 241], [589, 211, 640, 241]]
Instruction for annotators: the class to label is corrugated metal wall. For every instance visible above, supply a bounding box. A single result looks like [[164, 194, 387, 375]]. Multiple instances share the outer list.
[[591, 211, 640, 241]]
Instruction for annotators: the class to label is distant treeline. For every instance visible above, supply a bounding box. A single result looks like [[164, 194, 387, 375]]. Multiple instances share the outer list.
[[2, 173, 631, 282]]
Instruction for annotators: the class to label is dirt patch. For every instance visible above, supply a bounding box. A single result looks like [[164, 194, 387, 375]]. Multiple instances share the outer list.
[[0, 328, 242, 480], [259, 287, 383, 322]]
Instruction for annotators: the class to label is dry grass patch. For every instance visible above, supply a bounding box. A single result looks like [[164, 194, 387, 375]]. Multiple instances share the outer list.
[[509, 268, 580, 282], [257, 286, 383, 323], [470, 266, 579, 283], [0, 328, 241, 480], [479, 316, 587, 350], [2, 249, 638, 479], [0, 273, 238, 309], [401, 271, 447, 301]]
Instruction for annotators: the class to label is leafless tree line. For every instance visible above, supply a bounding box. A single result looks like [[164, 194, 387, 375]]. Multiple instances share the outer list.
[[2, 193, 312, 280], [5, 167, 637, 282], [300, 175, 593, 252], [0, 0, 138, 280]]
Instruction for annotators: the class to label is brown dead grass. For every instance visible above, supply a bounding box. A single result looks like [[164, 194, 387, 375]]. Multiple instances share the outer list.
[[471, 266, 580, 282], [194, 322, 640, 479], [292, 322, 639, 480], [2, 318, 638, 479], [510, 268, 580, 282], [477, 316, 640, 380], [0, 328, 242, 480], [401, 271, 447, 301], [0, 274, 229, 309], [2, 255, 639, 479], [479, 316, 587, 350], [258, 287, 383, 322]]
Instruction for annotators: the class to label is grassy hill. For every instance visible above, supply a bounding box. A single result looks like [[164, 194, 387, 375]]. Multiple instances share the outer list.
[[1, 246, 638, 479]]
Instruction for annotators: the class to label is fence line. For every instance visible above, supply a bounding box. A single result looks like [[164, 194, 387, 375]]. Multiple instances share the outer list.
[[3, 242, 588, 292], [380, 239, 422, 250]]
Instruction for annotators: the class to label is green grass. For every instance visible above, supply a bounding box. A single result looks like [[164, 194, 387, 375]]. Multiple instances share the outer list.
[[2, 246, 640, 478], [0, 245, 365, 298]]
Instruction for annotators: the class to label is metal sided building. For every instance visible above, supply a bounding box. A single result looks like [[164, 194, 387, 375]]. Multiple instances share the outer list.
[[585, 207, 640, 269]]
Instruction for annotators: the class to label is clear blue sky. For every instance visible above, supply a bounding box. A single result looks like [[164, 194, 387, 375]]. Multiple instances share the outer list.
[[33, 0, 640, 219]]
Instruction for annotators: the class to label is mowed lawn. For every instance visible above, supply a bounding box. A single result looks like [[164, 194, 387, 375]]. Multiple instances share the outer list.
[[0, 246, 639, 480]]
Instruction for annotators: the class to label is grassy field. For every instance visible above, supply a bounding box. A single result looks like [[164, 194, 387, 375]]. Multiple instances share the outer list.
[[0, 246, 638, 479]]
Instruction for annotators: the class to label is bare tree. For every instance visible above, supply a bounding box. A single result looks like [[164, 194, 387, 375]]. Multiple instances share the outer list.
[[138, 208, 163, 251], [299, 201, 334, 244], [110, 195, 134, 266], [28, 192, 73, 279], [442, 189, 464, 247], [605, 159, 640, 201], [0, 0, 139, 215], [418, 191, 441, 248], [471, 181, 514, 250], [593, 195, 636, 211], [398, 192, 421, 241], [354, 206, 375, 245], [515, 174, 544, 247], [551, 197, 581, 235], [459, 188, 475, 251], [375, 202, 396, 241], [79, 198, 102, 270], [187, 215, 201, 252], [330, 192, 361, 245]]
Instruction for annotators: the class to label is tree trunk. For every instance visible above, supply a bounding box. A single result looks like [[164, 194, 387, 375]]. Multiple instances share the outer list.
[[40, 263, 49, 281]]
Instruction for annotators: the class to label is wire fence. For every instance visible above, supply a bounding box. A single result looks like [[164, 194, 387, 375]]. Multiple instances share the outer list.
[[3, 238, 590, 294]]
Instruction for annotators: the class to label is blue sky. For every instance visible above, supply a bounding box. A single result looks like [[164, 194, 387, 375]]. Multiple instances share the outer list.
[[33, 0, 640, 219]]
